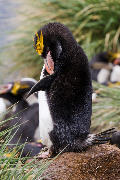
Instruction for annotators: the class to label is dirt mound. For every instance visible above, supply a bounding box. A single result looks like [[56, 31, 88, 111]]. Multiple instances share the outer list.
[[43, 144, 120, 180]]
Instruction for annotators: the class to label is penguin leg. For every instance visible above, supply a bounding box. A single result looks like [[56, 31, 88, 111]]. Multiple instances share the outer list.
[[37, 149, 52, 159], [49, 128, 116, 153]]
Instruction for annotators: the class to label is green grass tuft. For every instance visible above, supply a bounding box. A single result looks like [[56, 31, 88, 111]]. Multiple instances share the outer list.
[[6, 0, 120, 78], [91, 81, 120, 132], [0, 110, 51, 179]]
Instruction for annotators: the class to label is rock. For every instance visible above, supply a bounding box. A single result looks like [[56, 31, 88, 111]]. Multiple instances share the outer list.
[[42, 144, 120, 180]]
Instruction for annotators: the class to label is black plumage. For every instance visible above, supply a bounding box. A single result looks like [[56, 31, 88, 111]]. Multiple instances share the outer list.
[[28, 23, 116, 155], [0, 79, 44, 157]]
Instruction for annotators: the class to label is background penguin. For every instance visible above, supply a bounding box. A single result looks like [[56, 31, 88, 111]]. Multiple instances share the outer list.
[[27, 22, 116, 156], [0, 78, 44, 157], [90, 51, 120, 84], [110, 131, 120, 148]]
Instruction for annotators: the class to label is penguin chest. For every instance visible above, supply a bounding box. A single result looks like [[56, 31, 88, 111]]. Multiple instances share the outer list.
[[110, 65, 120, 82], [38, 91, 53, 148], [97, 68, 110, 84], [0, 98, 6, 114]]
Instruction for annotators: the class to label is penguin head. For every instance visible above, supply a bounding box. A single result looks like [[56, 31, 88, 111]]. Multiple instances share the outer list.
[[33, 22, 76, 75], [26, 22, 78, 98], [34, 30, 62, 60], [0, 78, 38, 103], [108, 52, 120, 65]]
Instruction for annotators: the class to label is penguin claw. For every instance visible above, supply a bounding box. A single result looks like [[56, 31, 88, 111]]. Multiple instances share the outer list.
[[37, 149, 51, 159], [93, 128, 116, 145], [96, 128, 116, 136], [94, 137, 111, 141], [93, 141, 109, 145]]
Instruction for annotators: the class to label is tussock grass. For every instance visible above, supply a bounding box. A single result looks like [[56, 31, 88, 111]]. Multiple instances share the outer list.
[[9, 0, 120, 79], [0, 111, 51, 179], [39, 0, 120, 58], [92, 81, 120, 132]]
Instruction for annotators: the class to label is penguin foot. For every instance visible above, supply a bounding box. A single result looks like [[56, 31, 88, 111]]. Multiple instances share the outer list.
[[37, 148, 51, 159]]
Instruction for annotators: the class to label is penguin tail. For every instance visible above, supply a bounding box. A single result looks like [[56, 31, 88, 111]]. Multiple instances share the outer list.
[[87, 128, 117, 146]]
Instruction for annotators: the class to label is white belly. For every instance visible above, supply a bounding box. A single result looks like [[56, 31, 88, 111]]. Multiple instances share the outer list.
[[0, 98, 6, 119], [38, 65, 53, 148], [97, 68, 110, 84], [110, 65, 120, 82]]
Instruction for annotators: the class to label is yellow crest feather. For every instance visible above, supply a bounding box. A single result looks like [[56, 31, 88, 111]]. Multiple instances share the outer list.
[[112, 53, 120, 59], [11, 82, 29, 95], [35, 31, 44, 55]]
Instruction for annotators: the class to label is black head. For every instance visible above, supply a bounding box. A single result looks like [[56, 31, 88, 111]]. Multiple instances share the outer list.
[[33, 22, 77, 74], [0, 78, 37, 104]]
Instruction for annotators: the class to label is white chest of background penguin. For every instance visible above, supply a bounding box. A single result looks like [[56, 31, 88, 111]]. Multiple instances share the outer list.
[[27, 22, 116, 156]]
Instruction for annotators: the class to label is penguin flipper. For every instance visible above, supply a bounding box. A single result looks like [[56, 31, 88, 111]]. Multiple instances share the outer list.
[[26, 73, 56, 98]]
